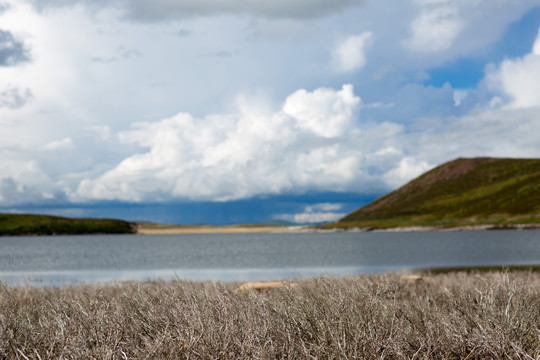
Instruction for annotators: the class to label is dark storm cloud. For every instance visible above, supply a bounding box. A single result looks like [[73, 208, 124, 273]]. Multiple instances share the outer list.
[[28, 0, 365, 21], [28, 0, 111, 13], [124, 0, 365, 21], [0, 30, 30, 66], [0, 87, 33, 109]]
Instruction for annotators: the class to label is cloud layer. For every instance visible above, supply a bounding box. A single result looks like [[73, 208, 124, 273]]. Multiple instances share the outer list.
[[0, 29, 29, 66], [28, 0, 365, 20]]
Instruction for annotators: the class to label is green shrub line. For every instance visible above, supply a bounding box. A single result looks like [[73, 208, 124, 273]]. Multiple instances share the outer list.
[[0, 214, 136, 236], [1, 271, 540, 358]]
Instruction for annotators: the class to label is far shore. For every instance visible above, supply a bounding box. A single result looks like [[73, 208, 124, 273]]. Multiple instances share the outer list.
[[317, 223, 540, 233], [136, 223, 308, 235], [136, 222, 540, 235]]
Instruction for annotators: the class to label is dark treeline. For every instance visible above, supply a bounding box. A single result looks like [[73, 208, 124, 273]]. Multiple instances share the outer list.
[[0, 214, 135, 236]]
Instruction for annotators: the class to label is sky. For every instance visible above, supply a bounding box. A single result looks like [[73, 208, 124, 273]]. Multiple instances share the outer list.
[[1, 0, 540, 224]]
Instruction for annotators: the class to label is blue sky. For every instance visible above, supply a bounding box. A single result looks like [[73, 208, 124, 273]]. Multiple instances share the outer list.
[[1, 0, 540, 224]]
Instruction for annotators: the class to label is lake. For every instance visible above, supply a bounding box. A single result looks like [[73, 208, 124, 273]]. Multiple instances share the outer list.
[[0, 230, 539, 285]]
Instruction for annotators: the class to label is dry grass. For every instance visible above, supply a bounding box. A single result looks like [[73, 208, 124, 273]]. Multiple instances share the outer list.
[[1, 272, 540, 359]]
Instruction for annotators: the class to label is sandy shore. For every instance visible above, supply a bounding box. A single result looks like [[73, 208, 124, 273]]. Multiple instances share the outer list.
[[137, 222, 540, 235], [136, 223, 305, 235]]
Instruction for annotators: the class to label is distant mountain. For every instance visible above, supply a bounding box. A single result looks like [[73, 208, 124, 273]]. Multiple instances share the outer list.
[[328, 157, 540, 229], [0, 214, 136, 236]]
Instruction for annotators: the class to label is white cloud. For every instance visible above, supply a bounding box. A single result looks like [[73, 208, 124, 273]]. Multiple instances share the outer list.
[[0, 160, 60, 205], [279, 203, 346, 224], [43, 137, 73, 150], [383, 157, 432, 188], [293, 211, 346, 224], [3, 75, 540, 207], [332, 32, 373, 72], [76, 85, 364, 202], [283, 84, 360, 137], [375, 146, 400, 156], [305, 203, 343, 212], [533, 28, 540, 55], [486, 27, 540, 109], [74, 75, 540, 205], [453, 90, 468, 106], [405, 0, 464, 52]]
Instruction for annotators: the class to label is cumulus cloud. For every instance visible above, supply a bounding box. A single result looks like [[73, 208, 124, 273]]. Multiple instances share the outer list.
[[0, 87, 33, 108], [0, 160, 60, 205], [383, 157, 431, 188], [332, 32, 373, 72], [485, 27, 540, 108], [0, 29, 30, 66], [4, 78, 540, 208], [74, 82, 540, 205], [279, 203, 346, 224], [293, 211, 346, 224], [76, 85, 364, 202], [283, 84, 360, 137], [405, 0, 464, 52]]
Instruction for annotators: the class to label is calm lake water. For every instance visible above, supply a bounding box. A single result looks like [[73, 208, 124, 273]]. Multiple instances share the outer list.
[[0, 230, 539, 285]]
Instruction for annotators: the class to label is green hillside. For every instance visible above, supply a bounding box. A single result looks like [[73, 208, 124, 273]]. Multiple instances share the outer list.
[[328, 157, 540, 229], [0, 214, 136, 236]]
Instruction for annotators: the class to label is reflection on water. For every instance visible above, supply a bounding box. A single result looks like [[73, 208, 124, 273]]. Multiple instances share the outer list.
[[0, 230, 539, 286]]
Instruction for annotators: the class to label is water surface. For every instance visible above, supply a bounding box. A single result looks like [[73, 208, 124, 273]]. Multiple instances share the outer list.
[[0, 230, 538, 285]]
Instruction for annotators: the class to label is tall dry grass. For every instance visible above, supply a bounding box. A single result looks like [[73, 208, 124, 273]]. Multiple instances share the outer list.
[[1, 271, 540, 359]]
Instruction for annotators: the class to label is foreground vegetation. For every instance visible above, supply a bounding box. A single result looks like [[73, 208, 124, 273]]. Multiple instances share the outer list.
[[2, 271, 540, 358], [328, 157, 540, 229], [0, 214, 136, 236]]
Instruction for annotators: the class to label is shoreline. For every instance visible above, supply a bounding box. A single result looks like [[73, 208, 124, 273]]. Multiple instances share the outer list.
[[136, 223, 540, 235], [315, 223, 540, 233], [136, 224, 305, 235]]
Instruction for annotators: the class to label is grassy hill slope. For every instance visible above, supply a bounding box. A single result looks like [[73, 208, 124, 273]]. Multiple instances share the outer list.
[[0, 214, 136, 236], [328, 157, 540, 229]]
